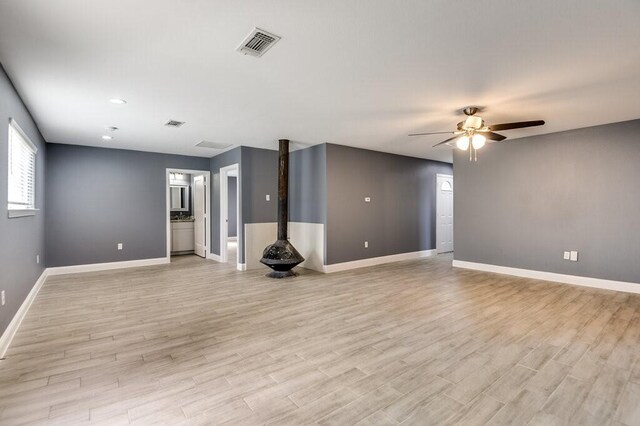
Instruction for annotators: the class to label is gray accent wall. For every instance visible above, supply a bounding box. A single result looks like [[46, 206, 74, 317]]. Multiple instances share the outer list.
[[210, 147, 241, 259], [0, 64, 47, 337], [325, 143, 453, 265], [290, 144, 327, 224], [209, 144, 324, 264], [239, 146, 278, 264], [454, 119, 640, 284], [45, 144, 209, 267], [210, 146, 280, 264], [241, 146, 278, 225]]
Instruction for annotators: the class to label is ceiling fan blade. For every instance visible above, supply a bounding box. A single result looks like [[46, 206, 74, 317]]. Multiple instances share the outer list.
[[432, 135, 460, 148], [488, 120, 545, 131], [484, 132, 507, 141], [408, 131, 454, 136]]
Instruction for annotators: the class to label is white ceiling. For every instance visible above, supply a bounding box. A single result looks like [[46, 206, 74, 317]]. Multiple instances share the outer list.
[[1, 1, 639, 163]]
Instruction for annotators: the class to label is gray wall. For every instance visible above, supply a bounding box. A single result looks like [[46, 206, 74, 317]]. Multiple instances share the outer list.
[[228, 177, 237, 238], [290, 144, 326, 224], [325, 144, 453, 265], [454, 119, 640, 284], [239, 146, 279, 264], [210, 146, 280, 264], [241, 146, 278, 225], [0, 64, 47, 337], [210, 147, 241, 258], [45, 144, 209, 267], [210, 144, 326, 264]]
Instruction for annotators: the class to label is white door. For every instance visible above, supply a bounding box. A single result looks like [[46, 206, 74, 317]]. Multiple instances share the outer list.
[[194, 175, 206, 258], [436, 174, 454, 254]]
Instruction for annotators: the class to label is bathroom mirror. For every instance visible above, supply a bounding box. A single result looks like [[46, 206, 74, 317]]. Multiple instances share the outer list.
[[170, 185, 189, 211]]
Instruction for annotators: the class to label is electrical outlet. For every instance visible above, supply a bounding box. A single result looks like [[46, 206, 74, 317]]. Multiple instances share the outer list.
[[117, 243, 123, 250], [570, 251, 578, 261], [364, 241, 369, 248], [266, 194, 270, 201], [1, 291, 5, 306], [364, 197, 371, 203], [563, 251, 570, 260], [36, 254, 40, 264]]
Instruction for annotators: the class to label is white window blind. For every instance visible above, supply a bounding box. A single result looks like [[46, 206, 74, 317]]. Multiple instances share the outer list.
[[8, 119, 37, 210]]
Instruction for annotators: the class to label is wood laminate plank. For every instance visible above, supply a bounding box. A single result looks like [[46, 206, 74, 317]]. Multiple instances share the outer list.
[[0, 254, 638, 425]]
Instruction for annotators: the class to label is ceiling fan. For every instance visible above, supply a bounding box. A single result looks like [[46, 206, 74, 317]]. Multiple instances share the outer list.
[[409, 107, 545, 161]]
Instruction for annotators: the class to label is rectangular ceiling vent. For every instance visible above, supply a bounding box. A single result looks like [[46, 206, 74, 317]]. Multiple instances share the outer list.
[[195, 140, 233, 150], [165, 120, 185, 128], [237, 28, 281, 57]]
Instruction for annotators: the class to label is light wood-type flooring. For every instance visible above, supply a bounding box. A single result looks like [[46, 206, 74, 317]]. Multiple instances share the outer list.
[[1, 254, 639, 425]]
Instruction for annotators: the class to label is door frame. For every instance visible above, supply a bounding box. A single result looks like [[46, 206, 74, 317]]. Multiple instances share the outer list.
[[165, 168, 211, 261], [219, 163, 241, 268], [192, 174, 207, 258], [436, 173, 454, 254]]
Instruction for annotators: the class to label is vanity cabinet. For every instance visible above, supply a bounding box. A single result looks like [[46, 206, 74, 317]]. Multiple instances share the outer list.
[[171, 221, 194, 253]]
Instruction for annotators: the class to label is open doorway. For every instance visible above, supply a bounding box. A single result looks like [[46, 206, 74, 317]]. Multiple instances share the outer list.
[[165, 168, 211, 262], [436, 173, 454, 254], [220, 164, 240, 268]]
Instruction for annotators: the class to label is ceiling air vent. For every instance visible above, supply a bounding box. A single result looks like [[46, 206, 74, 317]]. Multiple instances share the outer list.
[[165, 120, 185, 128], [237, 28, 281, 57], [195, 141, 233, 150]]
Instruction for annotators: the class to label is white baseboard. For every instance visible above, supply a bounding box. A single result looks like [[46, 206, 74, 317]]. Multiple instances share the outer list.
[[237, 263, 246, 271], [47, 257, 169, 276], [227, 236, 238, 242], [452, 260, 640, 295], [0, 269, 48, 358], [323, 249, 437, 273]]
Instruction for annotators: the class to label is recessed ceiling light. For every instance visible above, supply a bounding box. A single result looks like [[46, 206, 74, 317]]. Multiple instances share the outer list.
[[101, 135, 113, 140], [109, 98, 126, 104]]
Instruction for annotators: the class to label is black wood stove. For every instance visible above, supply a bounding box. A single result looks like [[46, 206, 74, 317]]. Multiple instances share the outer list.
[[259, 139, 305, 278]]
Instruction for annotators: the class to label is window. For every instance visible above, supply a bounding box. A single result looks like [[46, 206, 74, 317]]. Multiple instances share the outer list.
[[8, 118, 37, 215], [441, 181, 453, 191]]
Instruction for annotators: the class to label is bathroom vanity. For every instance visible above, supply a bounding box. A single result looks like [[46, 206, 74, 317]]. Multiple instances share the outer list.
[[171, 219, 195, 254]]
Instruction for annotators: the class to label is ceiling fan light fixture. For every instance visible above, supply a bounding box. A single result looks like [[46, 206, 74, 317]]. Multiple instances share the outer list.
[[411, 107, 545, 161], [456, 136, 470, 150], [463, 116, 483, 130], [472, 134, 486, 149]]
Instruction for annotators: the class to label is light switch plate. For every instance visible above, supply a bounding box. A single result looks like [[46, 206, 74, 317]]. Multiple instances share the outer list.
[[563, 251, 570, 260], [266, 194, 270, 201], [570, 251, 578, 261], [364, 197, 371, 203], [117, 243, 123, 250]]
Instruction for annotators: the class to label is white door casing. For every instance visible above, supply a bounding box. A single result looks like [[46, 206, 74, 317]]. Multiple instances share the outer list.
[[194, 175, 206, 258], [436, 174, 454, 254]]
